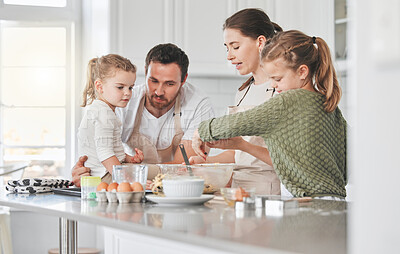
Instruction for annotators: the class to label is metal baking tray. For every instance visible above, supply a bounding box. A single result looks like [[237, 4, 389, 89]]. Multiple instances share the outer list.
[[52, 187, 81, 197]]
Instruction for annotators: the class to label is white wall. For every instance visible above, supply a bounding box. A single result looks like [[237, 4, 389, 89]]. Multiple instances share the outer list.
[[348, 0, 400, 253]]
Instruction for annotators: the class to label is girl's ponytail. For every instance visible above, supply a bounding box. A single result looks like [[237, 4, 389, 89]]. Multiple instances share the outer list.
[[314, 37, 342, 113], [81, 58, 98, 107]]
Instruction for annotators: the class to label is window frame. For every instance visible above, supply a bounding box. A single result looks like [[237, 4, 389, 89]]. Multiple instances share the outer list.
[[0, 0, 80, 178]]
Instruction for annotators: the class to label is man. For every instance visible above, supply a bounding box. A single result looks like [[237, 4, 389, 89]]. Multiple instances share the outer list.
[[72, 43, 214, 186]]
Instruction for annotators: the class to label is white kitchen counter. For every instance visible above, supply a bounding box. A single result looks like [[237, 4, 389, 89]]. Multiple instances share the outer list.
[[0, 190, 346, 254]]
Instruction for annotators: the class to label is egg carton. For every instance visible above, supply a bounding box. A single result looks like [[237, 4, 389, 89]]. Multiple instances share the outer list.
[[96, 190, 144, 203]]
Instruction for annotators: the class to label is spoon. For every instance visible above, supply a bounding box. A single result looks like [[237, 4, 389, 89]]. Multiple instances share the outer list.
[[178, 144, 194, 176]]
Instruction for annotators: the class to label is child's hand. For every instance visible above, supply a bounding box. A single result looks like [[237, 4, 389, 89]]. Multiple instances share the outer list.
[[188, 155, 206, 165], [125, 148, 144, 163]]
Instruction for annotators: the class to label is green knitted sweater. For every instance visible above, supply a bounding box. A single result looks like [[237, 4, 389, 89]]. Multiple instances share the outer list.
[[198, 89, 347, 198]]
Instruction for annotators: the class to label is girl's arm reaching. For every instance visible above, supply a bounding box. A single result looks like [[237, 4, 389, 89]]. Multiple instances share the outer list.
[[125, 148, 144, 163], [102, 156, 121, 174]]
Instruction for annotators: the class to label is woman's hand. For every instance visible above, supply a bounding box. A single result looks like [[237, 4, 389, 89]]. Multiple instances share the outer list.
[[191, 129, 207, 160], [125, 148, 144, 163], [206, 136, 245, 150], [71, 155, 91, 187]]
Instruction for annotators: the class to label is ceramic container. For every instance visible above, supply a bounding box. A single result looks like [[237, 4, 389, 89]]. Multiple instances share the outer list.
[[162, 177, 204, 197]]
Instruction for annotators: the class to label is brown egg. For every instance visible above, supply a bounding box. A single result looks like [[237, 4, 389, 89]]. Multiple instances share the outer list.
[[107, 182, 119, 192], [96, 182, 109, 191], [130, 182, 144, 192], [117, 182, 133, 192]]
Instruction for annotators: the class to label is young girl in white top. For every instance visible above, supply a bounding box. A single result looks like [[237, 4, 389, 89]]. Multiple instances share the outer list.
[[78, 54, 144, 178]]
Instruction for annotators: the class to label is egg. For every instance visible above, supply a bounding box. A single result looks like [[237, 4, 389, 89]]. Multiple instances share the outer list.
[[117, 182, 133, 192], [96, 182, 109, 192], [107, 182, 119, 192], [131, 182, 144, 192]]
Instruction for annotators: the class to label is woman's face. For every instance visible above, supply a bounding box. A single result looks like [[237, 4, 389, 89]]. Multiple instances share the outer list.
[[223, 28, 262, 76]]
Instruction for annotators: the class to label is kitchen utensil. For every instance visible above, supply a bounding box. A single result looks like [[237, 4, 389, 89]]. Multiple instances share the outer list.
[[162, 177, 204, 197], [112, 164, 148, 190], [220, 187, 256, 207], [146, 194, 215, 206], [81, 176, 101, 200], [178, 144, 194, 176]]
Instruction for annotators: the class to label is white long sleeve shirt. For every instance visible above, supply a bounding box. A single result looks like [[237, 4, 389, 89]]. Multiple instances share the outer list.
[[78, 100, 125, 177]]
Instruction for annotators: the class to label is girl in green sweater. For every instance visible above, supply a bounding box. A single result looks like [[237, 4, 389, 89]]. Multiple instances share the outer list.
[[192, 30, 347, 198]]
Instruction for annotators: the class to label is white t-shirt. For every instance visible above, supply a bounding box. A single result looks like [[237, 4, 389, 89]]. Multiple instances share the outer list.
[[234, 81, 272, 107], [77, 100, 126, 177], [117, 82, 215, 152], [233, 81, 274, 167]]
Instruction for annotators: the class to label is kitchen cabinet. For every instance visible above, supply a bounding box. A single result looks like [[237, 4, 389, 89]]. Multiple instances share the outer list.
[[108, 0, 335, 77], [110, 0, 239, 77]]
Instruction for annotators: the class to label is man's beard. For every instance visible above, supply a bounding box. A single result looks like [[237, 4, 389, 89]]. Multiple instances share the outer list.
[[146, 89, 180, 110]]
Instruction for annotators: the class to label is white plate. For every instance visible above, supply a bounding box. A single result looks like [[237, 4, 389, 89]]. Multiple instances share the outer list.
[[146, 194, 214, 206]]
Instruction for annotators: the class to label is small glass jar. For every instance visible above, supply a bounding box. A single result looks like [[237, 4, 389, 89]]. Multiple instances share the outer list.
[[81, 176, 101, 200]]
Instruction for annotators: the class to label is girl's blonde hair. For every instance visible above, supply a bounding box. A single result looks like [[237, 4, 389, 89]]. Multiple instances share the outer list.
[[261, 30, 341, 113], [81, 54, 136, 107]]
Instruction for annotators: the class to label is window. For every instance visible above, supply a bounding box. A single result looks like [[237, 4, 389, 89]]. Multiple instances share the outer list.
[[4, 0, 66, 8], [0, 1, 79, 181]]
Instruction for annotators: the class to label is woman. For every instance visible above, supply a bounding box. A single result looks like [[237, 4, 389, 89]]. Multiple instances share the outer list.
[[190, 8, 282, 195], [193, 30, 347, 198]]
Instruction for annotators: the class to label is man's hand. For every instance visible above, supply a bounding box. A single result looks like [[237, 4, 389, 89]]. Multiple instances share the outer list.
[[71, 155, 91, 187]]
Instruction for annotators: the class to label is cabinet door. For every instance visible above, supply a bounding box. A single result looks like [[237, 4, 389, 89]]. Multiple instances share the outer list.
[[111, 0, 334, 77], [113, 0, 172, 75], [273, 0, 334, 49], [172, 0, 236, 76]]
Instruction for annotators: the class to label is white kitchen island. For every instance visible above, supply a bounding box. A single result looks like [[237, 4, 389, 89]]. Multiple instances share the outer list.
[[0, 190, 346, 254]]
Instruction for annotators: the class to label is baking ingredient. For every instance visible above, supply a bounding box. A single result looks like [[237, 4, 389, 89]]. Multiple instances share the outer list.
[[131, 182, 144, 191], [203, 183, 214, 194], [107, 182, 119, 192], [152, 173, 165, 195], [117, 182, 132, 192], [235, 187, 250, 202], [96, 182, 109, 191]]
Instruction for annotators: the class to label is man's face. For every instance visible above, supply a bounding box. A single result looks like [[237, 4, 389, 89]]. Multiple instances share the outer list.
[[145, 62, 185, 110]]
